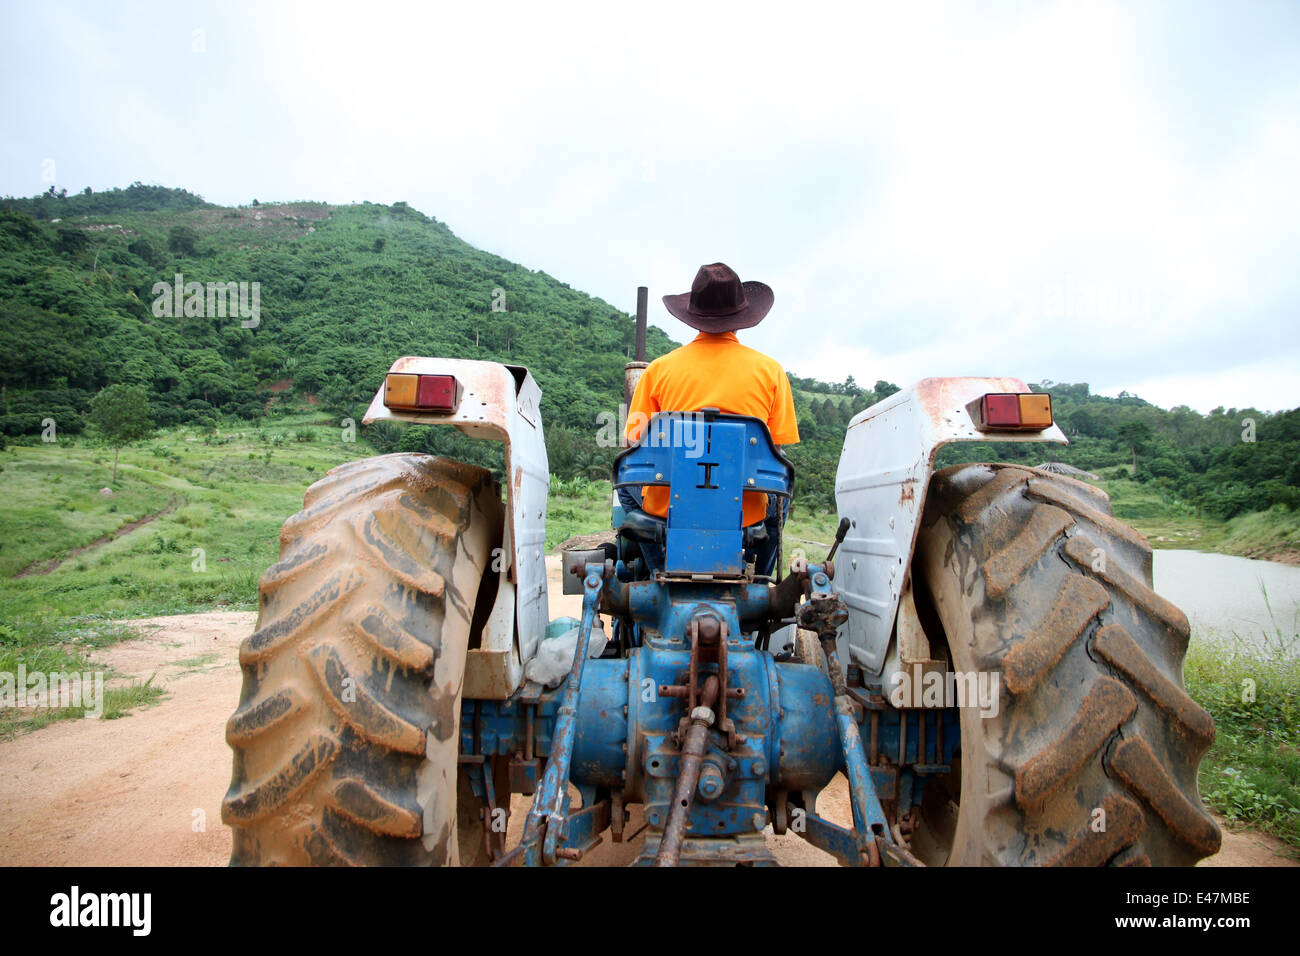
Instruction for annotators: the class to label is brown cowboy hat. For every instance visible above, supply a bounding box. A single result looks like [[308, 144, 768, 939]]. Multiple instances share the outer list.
[[662, 262, 774, 333]]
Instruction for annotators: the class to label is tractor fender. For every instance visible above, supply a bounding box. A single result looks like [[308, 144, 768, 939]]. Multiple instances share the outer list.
[[364, 357, 549, 697], [833, 377, 1067, 676]]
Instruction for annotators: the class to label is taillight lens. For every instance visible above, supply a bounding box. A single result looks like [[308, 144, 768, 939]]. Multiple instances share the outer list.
[[966, 392, 1053, 431], [1018, 393, 1053, 428], [984, 393, 1020, 428], [384, 373, 459, 412]]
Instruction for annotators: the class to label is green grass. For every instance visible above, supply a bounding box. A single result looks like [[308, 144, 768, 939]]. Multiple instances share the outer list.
[[173, 652, 221, 671], [0, 614, 166, 737], [1097, 477, 1229, 551], [1217, 505, 1300, 561], [1185, 642, 1300, 853], [0, 412, 368, 732], [782, 501, 841, 564], [545, 476, 616, 551], [0, 415, 368, 628], [0, 674, 166, 738], [0, 456, 173, 578], [3, 423, 1287, 637]]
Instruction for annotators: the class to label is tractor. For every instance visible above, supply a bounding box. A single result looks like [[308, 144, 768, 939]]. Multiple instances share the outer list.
[[222, 301, 1220, 867]]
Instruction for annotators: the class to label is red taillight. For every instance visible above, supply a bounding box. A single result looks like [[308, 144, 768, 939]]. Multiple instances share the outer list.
[[384, 373, 460, 412], [416, 374, 457, 411], [984, 394, 1021, 428], [966, 392, 1053, 431]]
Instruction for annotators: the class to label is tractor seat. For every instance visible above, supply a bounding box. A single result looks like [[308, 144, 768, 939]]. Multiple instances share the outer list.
[[618, 505, 768, 548], [612, 410, 792, 576]]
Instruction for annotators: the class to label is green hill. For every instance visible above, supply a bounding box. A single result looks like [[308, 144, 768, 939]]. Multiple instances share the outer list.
[[0, 184, 675, 460]]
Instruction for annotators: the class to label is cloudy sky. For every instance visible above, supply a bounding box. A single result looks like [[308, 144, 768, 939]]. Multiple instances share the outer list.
[[3, 0, 1297, 412]]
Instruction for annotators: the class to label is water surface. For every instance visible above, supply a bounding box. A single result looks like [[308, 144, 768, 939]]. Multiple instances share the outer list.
[[1152, 550, 1300, 659]]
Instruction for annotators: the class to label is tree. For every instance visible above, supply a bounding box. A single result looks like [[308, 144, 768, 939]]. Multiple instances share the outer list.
[[128, 238, 158, 265], [1116, 421, 1154, 470], [56, 228, 90, 255], [873, 380, 900, 400], [168, 225, 198, 257], [182, 349, 236, 406], [500, 321, 520, 355], [89, 384, 152, 483]]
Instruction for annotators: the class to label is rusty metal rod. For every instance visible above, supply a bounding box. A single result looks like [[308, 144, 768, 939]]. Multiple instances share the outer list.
[[655, 675, 720, 867], [635, 286, 647, 362], [820, 635, 893, 865], [819, 636, 848, 699], [658, 685, 744, 699]]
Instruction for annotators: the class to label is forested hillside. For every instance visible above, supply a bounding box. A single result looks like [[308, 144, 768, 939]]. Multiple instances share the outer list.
[[0, 183, 676, 464], [1, 183, 1297, 525]]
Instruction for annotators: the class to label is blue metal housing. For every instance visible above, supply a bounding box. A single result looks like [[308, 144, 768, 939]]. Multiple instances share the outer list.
[[613, 411, 793, 575], [461, 565, 963, 863], [462, 413, 961, 865]]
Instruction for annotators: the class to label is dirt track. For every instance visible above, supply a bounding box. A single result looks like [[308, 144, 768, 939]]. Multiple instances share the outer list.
[[0, 558, 1293, 867], [14, 495, 180, 579]]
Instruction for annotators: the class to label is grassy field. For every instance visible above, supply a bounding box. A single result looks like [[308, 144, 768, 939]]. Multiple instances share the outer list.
[[1185, 642, 1300, 853], [2, 420, 1282, 631], [0, 413, 362, 625], [0, 411, 364, 735]]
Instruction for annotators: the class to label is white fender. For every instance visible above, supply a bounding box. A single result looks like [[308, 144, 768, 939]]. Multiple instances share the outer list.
[[833, 377, 1067, 675], [364, 357, 549, 698]]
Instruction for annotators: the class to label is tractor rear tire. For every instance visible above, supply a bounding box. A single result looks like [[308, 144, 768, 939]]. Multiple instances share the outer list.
[[222, 453, 503, 865], [911, 464, 1220, 866]]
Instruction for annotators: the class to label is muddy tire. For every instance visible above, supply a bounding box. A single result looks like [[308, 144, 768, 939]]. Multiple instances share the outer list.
[[222, 453, 503, 865], [911, 464, 1220, 866]]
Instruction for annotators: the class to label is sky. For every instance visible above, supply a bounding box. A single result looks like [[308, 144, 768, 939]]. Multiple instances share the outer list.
[[2, 0, 1297, 413]]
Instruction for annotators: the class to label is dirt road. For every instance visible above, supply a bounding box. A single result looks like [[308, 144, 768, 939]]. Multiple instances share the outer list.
[[0, 559, 1292, 867]]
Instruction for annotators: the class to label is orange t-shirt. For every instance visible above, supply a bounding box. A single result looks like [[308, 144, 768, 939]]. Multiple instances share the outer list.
[[624, 332, 800, 526]]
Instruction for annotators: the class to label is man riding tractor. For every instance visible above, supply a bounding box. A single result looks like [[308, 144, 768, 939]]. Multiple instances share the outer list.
[[620, 262, 799, 576]]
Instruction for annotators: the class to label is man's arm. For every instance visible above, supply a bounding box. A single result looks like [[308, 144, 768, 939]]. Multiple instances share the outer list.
[[768, 369, 800, 446]]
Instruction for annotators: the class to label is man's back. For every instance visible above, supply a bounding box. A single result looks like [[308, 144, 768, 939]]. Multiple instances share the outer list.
[[626, 330, 799, 526]]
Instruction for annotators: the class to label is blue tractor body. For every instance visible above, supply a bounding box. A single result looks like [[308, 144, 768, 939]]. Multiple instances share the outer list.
[[460, 410, 937, 866]]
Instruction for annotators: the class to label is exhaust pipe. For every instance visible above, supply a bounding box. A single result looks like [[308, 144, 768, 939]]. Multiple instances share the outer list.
[[623, 286, 649, 444]]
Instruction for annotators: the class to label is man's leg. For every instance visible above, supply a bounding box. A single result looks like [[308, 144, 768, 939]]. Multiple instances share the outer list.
[[752, 494, 790, 577], [616, 484, 665, 573]]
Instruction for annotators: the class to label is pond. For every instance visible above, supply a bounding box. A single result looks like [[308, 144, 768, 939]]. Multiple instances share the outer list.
[[1152, 550, 1300, 659]]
